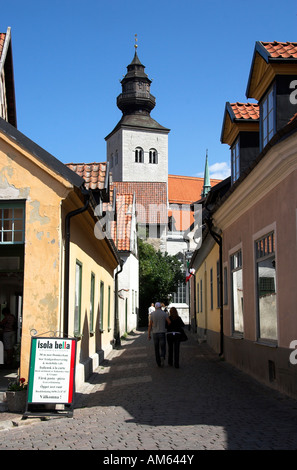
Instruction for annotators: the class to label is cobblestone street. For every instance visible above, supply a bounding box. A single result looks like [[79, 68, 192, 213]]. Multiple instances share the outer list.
[[1, 329, 297, 451]]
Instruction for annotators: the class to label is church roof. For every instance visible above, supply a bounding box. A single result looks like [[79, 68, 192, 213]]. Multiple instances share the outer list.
[[113, 181, 168, 224], [123, 50, 149, 80], [168, 174, 221, 205], [105, 114, 170, 139], [130, 50, 143, 66], [168, 174, 222, 231]]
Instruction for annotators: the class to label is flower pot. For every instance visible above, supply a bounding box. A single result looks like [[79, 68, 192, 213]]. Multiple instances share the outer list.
[[5, 390, 27, 413]]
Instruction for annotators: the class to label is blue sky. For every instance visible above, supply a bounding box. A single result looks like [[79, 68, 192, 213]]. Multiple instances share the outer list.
[[1, 0, 297, 179]]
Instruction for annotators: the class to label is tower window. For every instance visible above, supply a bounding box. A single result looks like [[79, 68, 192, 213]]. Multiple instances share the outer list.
[[149, 149, 158, 164], [135, 147, 144, 163]]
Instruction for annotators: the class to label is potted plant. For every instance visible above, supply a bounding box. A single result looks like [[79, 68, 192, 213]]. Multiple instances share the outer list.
[[5, 377, 28, 413]]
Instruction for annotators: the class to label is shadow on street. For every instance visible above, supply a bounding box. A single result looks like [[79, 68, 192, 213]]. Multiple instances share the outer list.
[[74, 329, 297, 450]]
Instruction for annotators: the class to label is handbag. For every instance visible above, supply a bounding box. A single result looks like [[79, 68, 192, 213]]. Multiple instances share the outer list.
[[180, 328, 188, 342]]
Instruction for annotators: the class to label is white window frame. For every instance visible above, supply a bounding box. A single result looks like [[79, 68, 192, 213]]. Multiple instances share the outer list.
[[90, 272, 95, 333], [230, 246, 244, 335], [74, 260, 82, 335], [255, 231, 277, 343]]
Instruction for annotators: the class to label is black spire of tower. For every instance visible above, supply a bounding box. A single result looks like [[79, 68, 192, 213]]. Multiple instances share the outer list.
[[117, 37, 156, 116]]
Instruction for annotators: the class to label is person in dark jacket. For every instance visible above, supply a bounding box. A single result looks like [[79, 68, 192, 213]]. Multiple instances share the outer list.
[[148, 302, 171, 367], [0, 307, 16, 366], [166, 306, 185, 368]]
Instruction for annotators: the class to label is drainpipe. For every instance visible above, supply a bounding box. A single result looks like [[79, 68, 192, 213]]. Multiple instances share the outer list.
[[64, 189, 90, 338], [205, 217, 224, 357], [193, 273, 197, 333], [114, 260, 123, 348]]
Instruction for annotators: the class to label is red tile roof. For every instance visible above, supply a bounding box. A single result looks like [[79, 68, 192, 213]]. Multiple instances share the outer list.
[[114, 193, 134, 251], [0, 28, 17, 127], [113, 181, 167, 224], [168, 175, 221, 231], [0, 33, 6, 60], [247, 41, 297, 99], [66, 162, 108, 190], [230, 102, 259, 121], [261, 41, 297, 59], [168, 174, 220, 205], [221, 102, 260, 145], [67, 162, 136, 252], [67, 162, 223, 240]]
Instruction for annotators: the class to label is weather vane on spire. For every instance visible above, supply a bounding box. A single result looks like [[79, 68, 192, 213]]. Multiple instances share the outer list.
[[134, 34, 138, 50]]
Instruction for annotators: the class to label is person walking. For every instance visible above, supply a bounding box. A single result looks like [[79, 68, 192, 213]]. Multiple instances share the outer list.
[[148, 302, 170, 367], [0, 307, 16, 366], [148, 303, 155, 325], [166, 306, 185, 368], [161, 303, 168, 313]]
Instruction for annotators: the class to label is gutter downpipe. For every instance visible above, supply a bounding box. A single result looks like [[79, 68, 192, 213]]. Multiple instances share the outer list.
[[114, 260, 123, 348], [64, 188, 90, 338], [205, 217, 224, 357], [192, 273, 197, 333]]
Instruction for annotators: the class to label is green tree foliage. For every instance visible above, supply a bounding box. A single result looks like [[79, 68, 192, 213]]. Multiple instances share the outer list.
[[138, 239, 184, 325]]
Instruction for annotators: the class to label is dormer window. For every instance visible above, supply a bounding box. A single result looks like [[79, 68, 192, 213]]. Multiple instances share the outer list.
[[149, 148, 158, 164], [221, 102, 259, 185], [135, 147, 144, 163], [231, 138, 240, 183], [261, 86, 275, 149]]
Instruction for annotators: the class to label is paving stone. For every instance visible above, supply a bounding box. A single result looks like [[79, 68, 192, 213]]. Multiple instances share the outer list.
[[1, 329, 297, 450]]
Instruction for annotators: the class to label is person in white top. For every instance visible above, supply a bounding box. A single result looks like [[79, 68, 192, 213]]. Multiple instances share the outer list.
[[148, 303, 155, 324]]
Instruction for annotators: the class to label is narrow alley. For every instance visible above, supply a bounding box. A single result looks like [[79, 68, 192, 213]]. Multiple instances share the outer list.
[[1, 329, 297, 451]]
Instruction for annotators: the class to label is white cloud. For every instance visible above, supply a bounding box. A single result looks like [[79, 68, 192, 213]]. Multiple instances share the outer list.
[[195, 162, 231, 180], [209, 162, 231, 180]]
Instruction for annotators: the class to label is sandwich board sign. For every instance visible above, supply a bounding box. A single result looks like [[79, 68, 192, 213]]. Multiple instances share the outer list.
[[25, 337, 77, 417]]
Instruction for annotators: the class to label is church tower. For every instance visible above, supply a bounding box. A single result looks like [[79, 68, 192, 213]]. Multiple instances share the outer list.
[[105, 39, 170, 184]]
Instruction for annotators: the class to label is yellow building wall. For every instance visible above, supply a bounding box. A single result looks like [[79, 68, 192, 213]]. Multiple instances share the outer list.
[[0, 134, 119, 385], [195, 243, 221, 335], [67, 207, 116, 367], [0, 137, 71, 379]]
